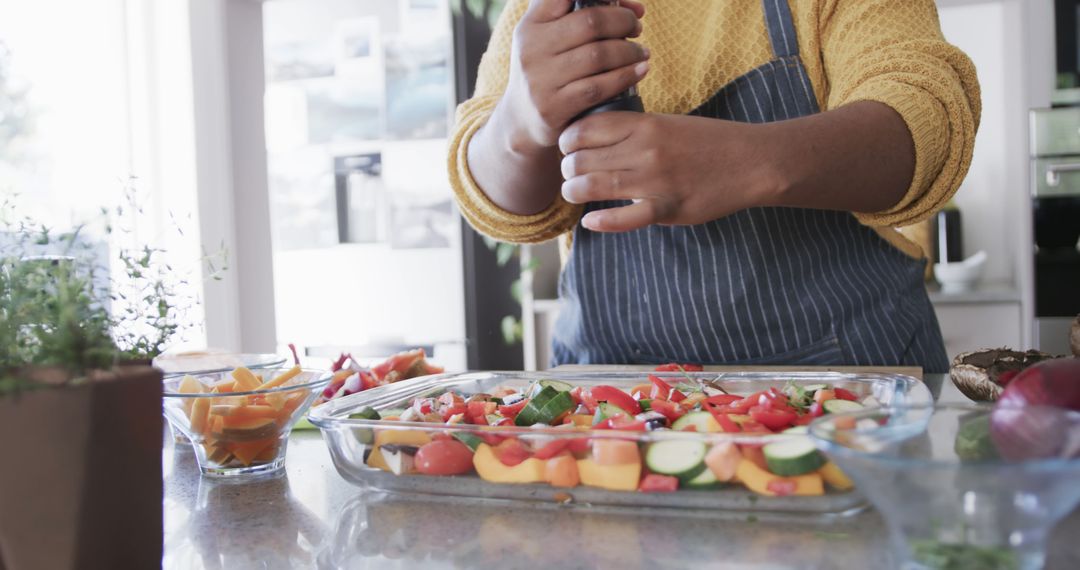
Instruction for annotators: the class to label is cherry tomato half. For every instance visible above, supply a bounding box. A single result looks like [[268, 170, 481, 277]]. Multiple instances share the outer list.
[[415, 440, 474, 475]]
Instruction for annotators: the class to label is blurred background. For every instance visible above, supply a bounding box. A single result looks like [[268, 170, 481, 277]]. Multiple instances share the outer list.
[[0, 0, 1075, 370]]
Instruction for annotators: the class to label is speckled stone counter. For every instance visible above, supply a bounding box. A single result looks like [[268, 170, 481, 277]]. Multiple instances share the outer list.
[[163, 375, 1080, 569]]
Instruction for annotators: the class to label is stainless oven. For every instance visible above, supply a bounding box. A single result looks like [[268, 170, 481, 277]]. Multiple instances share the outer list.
[[1030, 107, 1080, 355]]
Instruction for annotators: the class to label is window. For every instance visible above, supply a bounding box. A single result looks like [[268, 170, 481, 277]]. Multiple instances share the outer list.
[[0, 0, 208, 350]]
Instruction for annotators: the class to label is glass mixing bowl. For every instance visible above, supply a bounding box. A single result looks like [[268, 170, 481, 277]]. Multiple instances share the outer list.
[[809, 403, 1080, 570]]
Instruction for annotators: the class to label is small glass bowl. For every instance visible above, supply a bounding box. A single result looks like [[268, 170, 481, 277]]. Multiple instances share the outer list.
[[163, 368, 331, 478], [809, 403, 1080, 570], [160, 353, 290, 448]]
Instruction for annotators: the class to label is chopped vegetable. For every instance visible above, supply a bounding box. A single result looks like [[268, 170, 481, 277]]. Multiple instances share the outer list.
[[639, 473, 680, 493], [357, 376, 876, 497]]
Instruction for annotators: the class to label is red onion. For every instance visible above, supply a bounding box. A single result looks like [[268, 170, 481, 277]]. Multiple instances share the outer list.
[[995, 358, 1080, 411], [991, 358, 1080, 460]]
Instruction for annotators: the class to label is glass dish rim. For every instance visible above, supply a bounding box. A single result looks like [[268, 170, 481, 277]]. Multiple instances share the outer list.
[[307, 369, 930, 442], [808, 402, 1080, 472], [162, 367, 333, 398], [158, 354, 289, 378]]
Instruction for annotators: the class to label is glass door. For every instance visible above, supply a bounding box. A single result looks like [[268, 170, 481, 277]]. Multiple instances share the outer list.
[[260, 0, 466, 369]]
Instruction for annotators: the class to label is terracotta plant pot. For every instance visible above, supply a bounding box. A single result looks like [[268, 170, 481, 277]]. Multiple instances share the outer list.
[[0, 365, 163, 570]]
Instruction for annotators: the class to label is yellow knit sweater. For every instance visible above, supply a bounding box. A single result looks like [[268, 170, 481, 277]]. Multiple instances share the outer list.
[[448, 0, 981, 258]]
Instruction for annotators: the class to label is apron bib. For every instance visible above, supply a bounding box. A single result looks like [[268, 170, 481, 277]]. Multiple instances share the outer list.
[[551, 0, 950, 373]]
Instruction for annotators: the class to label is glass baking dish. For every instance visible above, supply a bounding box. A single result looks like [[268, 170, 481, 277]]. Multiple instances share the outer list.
[[309, 371, 932, 515]]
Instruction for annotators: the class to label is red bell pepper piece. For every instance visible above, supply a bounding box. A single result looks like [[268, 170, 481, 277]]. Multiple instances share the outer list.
[[532, 439, 571, 460], [441, 403, 467, 422], [497, 400, 528, 418], [329, 352, 350, 372], [591, 385, 642, 415], [478, 432, 505, 446], [359, 371, 377, 391], [653, 363, 703, 372], [713, 410, 742, 433], [569, 386, 585, 406], [571, 387, 599, 414], [704, 394, 742, 406], [492, 438, 531, 466], [834, 388, 859, 401], [567, 438, 591, 454], [639, 474, 679, 493], [792, 413, 815, 426], [727, 393, 762, 415], [466, 401, 489, 424], [766, 479, 797, 496], [739, 420, 774, 434], [749, 406, 797, 431], [649, 399, 686, 423], [704, 404, 741, 432], [595, 417, 647, 431], [646, 375, 689, 403]]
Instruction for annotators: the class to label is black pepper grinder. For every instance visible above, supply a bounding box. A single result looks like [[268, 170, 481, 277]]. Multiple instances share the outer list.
[[573, 0, 645, 116]]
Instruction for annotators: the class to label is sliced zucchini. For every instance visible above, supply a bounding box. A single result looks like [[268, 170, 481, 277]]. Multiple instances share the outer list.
[[763, 438, 825, 476], [514, 386, 560, 426], [671, 411, 717, 432], [783, 426, 809, 435], [823, 399, 865, 414], [348, 406, 381, 421], [645, 440, 708, 482], [800, 384, 828, 393], [534, 391, 574, 424], [591, 401, 632, 426], [451, 432, 484, 452], [538, 379, 574, 392], [684, 464, 722, 489]]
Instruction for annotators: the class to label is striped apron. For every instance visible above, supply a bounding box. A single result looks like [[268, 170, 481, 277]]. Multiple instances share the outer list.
[[551, 0, 950, 373]]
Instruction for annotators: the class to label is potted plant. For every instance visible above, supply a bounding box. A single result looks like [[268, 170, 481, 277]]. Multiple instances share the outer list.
[[0, 202, 189, 569]]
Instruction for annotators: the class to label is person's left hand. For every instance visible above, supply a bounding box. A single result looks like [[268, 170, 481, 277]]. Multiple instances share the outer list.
[[558, 112, 782, 232]]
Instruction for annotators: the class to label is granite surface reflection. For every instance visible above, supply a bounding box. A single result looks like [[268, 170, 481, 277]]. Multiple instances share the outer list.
[[162, 375, 1080, 569]]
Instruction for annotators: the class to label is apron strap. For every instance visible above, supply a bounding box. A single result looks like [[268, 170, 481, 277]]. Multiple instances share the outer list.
[[761, 0, 800, 58]]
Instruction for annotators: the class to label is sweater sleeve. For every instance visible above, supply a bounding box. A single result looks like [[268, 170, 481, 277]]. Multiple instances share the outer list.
[[819, 0, 981, 227], [447, 0, 583, 244]]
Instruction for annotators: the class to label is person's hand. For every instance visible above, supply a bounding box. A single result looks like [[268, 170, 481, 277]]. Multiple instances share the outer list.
[[502, 0, 650, 151], [558, 112, 784, 232]]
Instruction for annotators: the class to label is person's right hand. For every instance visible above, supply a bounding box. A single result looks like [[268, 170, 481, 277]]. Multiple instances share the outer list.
[[502, 0, 649, 151]]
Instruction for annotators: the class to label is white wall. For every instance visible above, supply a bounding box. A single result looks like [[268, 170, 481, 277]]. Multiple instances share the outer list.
[[938, 2, 1014, 283], [937, 0, 1056, 348]]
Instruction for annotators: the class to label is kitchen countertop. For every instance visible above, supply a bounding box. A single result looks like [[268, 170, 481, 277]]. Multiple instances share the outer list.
[[162, 374, 1080, 569]]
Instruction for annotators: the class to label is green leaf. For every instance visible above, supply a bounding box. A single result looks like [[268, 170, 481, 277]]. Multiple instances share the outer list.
[[495, 242, 516, 266], [500, 315, 522, 345], [509, 278, 523, 304]]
